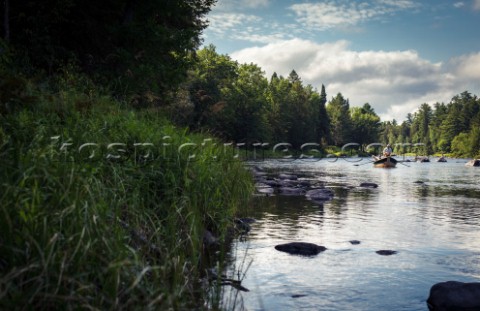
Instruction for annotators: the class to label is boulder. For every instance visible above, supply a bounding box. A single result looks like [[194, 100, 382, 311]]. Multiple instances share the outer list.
[[275, 242, 327, 256], [349, 240, 361, 245], [305, 188, 334, 201], [426, 281, 480, 311]]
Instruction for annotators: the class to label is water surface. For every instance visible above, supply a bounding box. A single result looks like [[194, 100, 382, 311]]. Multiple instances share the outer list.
[[223, 158, 480, 311]]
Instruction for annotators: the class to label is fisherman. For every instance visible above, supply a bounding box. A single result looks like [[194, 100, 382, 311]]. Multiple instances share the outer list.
[[383, 144, 393, 157]]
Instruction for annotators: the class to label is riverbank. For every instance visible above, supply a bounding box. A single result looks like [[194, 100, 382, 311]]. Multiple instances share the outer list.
[[0, 83, 253, 309]]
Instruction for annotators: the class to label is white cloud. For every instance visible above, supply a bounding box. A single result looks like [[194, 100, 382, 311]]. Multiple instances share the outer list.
[[376, 0, 418, 9], [450, 52, 480, 79], [474, 0, 480, 10], [289, 2, 371, 30], [244, 0, 269, 8], [206, 13, 262, 36], [213, 0, 269, 11], [453, 2, 465, 8], [289, 0, 419, 30], [231, 32, 287, 44], [205, 12, 302, 44], [230, 39, 480, 121]]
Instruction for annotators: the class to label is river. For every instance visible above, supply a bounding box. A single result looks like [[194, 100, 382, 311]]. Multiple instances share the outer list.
[[223, 158, 480, 311]]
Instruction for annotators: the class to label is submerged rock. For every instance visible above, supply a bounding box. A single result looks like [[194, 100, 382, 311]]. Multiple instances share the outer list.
[[427, 281, 480, 311], [359, 182, 378, 188], [305, 188, 334, 201], [376, 250, 397, 256], [279, 187, 306, 196], [275, 242, 327, 256], [349, 240, 361, 245], [297, 180, 312, 187], [291, 294, 308, 298]]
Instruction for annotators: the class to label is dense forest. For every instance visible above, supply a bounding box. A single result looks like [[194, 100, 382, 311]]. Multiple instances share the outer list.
[[165, 45, 480, 157]]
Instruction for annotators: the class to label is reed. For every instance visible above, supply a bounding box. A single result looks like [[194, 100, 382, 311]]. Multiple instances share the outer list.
[[0, 87, 253, 310]]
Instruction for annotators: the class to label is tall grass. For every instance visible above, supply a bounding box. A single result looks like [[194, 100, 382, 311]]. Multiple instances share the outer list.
[[0, 84, 253, 309]]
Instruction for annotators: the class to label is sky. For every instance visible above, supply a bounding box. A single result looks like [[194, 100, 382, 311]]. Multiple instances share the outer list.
[[201, 0, 480, 121]]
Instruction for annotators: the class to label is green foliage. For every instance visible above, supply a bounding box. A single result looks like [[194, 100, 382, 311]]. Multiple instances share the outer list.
[[180, 47, 328, 148], [469, 126, 480, 157], [5, 0, 216, 97], [379, 91, 480, 156], [0, 85, 252, 309], [317, 84, 330, 144], [174, 45, 480, 158], [327, 93, 352, 146], [451, 132, 471, 157], [270, 71, 320, 147], [218, 63, 270, 142], [179, 45, 239, 130], [0, 73, 37, 114], [350, 104, 380, 146]]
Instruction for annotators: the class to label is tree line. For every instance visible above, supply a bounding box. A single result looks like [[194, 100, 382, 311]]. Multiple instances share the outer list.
[[381, 92, 480, 157], [168, 45, 380, 150], [168, 45, 479, 157]]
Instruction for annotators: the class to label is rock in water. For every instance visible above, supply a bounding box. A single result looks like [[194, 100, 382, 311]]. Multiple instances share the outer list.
[[305, 188, 334, 201], [279, 187, 306, 196], [427, 281, 480, 311], [291, 294, 307, 298], [275, 242, 327, 256], [376, 250, 397, 256], [359, 182, 378, 188]]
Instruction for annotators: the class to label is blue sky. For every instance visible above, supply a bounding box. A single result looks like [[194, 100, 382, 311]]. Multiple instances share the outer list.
[[201, 0, 480, 121]]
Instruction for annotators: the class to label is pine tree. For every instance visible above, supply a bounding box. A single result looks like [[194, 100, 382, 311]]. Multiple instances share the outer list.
[[327, 93, 352, 146], [317, 84, 330, 145]]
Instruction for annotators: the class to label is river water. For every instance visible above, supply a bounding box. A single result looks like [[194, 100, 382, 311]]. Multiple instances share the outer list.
[[223, 158, 480, 311]]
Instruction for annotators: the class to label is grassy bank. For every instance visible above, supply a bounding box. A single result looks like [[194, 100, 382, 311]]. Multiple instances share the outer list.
[[0, 77, 253, 309]]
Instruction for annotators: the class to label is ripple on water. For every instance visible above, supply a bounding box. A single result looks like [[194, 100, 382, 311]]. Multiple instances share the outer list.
[[225, 160, 480, 310]]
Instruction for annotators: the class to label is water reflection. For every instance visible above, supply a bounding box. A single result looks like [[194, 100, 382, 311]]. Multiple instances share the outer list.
[[224, 160, 480, 311]]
